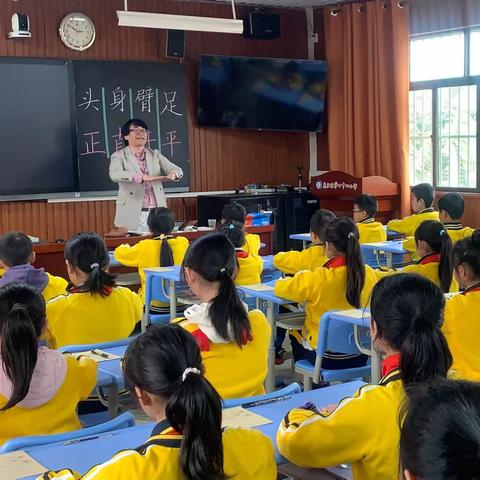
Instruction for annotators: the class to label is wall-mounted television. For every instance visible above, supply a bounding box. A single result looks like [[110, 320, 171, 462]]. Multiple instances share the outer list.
[[197, 55, 328, 133]]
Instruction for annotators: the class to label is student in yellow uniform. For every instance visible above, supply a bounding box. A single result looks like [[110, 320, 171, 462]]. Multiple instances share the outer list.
[[0, 231, 67, 302], [46, 233, 143, 348], [113, 207, 189, 305], [219, 221, 262, 285], [401, 378, 480, 480], [443, 229, 480, 380], [277, 274, 452, 480], [40, 324, 277, 479], [387, 183, 439, 254], [175, 233, 270, 399], [438, 192, 474, 243], [221, 202, 261, 255], [274, 217, 378, 366], [352, 194, 387, 243], [0, 283, 96, 445], [273, 209, 335, 274]]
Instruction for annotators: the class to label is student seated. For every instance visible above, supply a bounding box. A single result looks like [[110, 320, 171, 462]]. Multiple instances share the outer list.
[[277, 274, 452, 480], [113, 207, 189, 306], [0, 283, 96, 445], [274, 217, 378, 366], [219, 221, 262, 285], [387, 183, 439, 254], [42, 324, 276, 479], [175, 234, 270, 399], [438, 192, 474, 243], [273, 209, 336, 274], [0, 231, 67, 302], [443, 229, 480, 380], [400, 378, 480, 480], [46, 232, 143, 348], [352, 194, 387, 243], [221, 202, 261, 255]]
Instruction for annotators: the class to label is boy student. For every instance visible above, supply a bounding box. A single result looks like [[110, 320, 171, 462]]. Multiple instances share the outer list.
[[221, 203, 260, 255], [438, 192, 474, 243], [0, 231, 67, 302], [352, 194, 387, 243]]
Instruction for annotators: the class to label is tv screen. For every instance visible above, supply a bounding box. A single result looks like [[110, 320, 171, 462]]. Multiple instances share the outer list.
[[197, 55, 328, 133]]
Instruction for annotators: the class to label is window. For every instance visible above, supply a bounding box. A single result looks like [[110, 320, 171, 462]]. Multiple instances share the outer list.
[[409, 28, 480, 190]]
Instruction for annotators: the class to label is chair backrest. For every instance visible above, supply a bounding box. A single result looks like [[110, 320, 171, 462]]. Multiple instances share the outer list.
[[144, 271, 189, 307], [58, 337, 135, 354], [222, 382, 301, 408], [0, 412, 135, 454]]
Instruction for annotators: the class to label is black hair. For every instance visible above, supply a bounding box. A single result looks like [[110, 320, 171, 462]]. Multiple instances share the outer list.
[[370, 274, 452, 389], [309, 209, 336, 241], [65, 232, 116, 296], [219, 221, 245, 249], [411, 183, 435, 208], [123, 324, 226, 480], [221, 203, 246, 224], [353, 194, 378, 219], [147, 207, 175, 267], [324, 217, 365, 308], [438, 192, 465, 220], [415, 220, 453, 293], [452, 229, 480, 278], [400, 378, 480, 480], [0, 231, 33, 267], [0, 283, 46, 411], [182, 233, 251, 347], [121, 118, 149, 146]]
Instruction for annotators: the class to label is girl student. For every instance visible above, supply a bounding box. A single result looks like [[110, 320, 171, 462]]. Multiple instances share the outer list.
[[443, 229, 480, 380], [175, 233, 270, 399], [43, 324, 276, 479], [221, 202, 261, 255], [277, 274, 452, 480], [46, 232, 143, 348], [114, 207, 189, 308], [0, 283, 96, 444], [400, 378, 480, 480], [219, 221, 263, 285], [274, 217, 378, 366]]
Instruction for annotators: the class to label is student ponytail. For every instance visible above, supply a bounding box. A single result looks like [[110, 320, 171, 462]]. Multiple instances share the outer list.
[[415, 220, 453, 293], [219, 221, 245, 249], [65, 232, 116, 296], [324, 217, 365, 308], [147, 207, 175, 267], [183, 233, 251, 347], [123, 324, 226, 480], [452, 228, 480, 277], [0, 283, 46, 411], [370, 274, 452, 390]]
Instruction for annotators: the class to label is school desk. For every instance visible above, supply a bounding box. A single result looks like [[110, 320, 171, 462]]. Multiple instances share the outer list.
[[360, 240, 407, 268], [289, 233, 311, 250], [19, 381, 363, 479]]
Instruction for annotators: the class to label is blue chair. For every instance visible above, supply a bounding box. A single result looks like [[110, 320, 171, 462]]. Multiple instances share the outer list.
[[223, 382, 302, 408], [361, 248, 405, 269], [0, 412, 135, 453], [295, 311, 371, 391], [58, 337, 134, 354]]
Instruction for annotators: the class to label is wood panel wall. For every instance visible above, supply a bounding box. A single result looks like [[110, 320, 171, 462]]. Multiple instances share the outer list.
[[0, 0, 322, 240]]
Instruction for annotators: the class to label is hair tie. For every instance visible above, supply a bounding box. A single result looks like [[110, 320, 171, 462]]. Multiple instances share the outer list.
[[90, 263, 100, 270], [229, 224, 234, 230], [11, 303, 26, 313], [158, 234, 166, 240], [440, 229, 446, 237], [347, 232, 355, 239], [219, 267, 226, 273], [182, 367, 200, 382]]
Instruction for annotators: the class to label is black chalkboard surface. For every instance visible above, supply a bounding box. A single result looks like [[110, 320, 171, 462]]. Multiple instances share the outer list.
[[73, 60, 189, 193]]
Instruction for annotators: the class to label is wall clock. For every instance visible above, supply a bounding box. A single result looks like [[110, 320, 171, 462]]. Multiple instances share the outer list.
[[59, 13, 95, 51]]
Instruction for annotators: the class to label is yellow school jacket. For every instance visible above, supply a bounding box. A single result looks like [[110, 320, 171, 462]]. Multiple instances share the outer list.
[[274, 257, 378, 350], [235, 251, 263, 286], [357, 219, 387, 244], [277, 367, 403, 480], [443, 286, 480, 381], [43, 273, 68, 302], [243, 233, 261, 255], [387, 207, 439, 237], [113, 236, 189, 301], [0, 356, 96, 445], [40, 419, 277, 480], [176, 310, 271, 399], [445, 223, 474, 244], [46, 286, 143, 348], [273, 245, 329, 275]]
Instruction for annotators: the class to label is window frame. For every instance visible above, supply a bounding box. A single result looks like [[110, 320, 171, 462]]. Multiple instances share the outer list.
[[410, 27, 480, 192]]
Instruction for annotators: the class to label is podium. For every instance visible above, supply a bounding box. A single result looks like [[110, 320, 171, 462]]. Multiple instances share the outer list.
[[310, 171, 400, 223]]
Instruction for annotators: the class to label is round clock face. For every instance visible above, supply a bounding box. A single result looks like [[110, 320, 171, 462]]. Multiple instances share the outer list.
[[59, 13, 95, 51]]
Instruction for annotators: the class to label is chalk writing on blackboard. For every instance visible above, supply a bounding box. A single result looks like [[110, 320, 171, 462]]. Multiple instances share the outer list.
[[110, 87, 126, 112], [81, 131, 105, 156], [135, 87, 154, 113], [78, 88, 100, 111], [162, 130, 181, 157], [160, 91, 182, 117]]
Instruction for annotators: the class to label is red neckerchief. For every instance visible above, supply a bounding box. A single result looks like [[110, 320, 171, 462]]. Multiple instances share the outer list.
[[381, 353, 400, 377], [67, 283, 113, 296], [418, 253, 440, 265], [462, 282, 480, 295], [324, 256, 347, 269], [191, 327, 254, 352], [236, 250, 249, 259]]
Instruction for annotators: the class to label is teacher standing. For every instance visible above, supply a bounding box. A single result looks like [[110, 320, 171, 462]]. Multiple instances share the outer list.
[[109, 119, 183, 232]]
